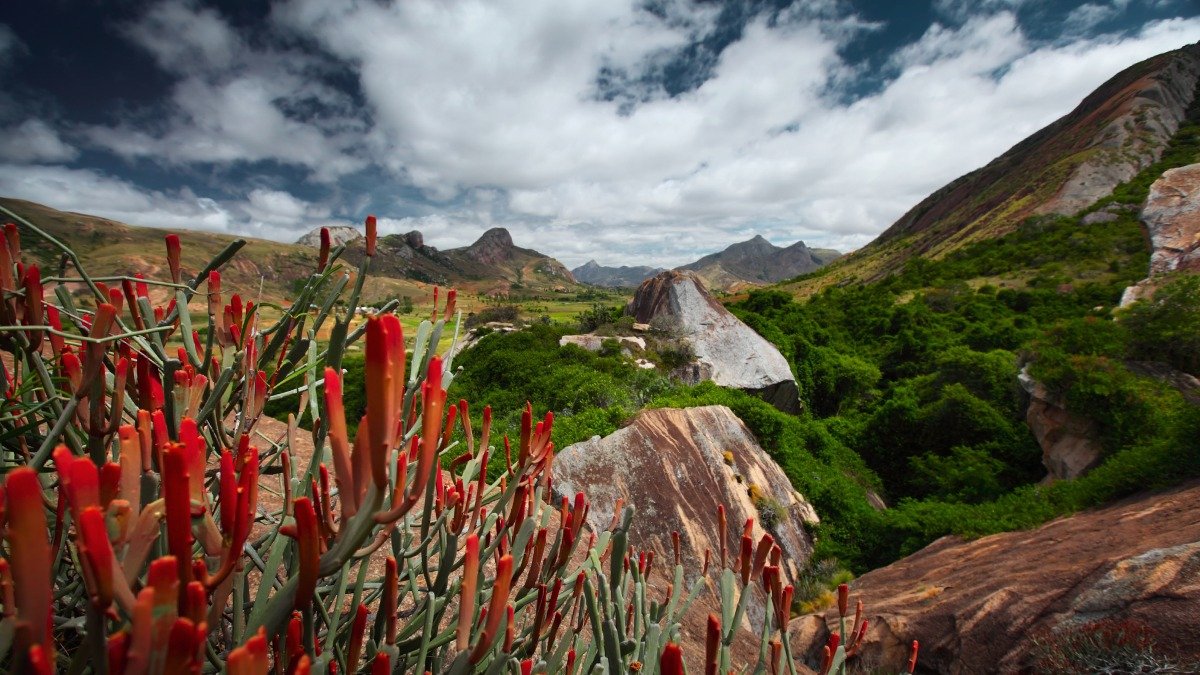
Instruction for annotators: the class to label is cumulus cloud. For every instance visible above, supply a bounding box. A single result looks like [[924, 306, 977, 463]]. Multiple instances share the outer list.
[[87, 0, 367, 181], [275, 1, 1200, 266], [0, 164, 334, 241], [0, 119, 78, 163], [10, 1, 1200, 269]]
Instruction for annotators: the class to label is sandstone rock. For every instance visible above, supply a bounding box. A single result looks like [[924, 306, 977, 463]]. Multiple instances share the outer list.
[[295, 225, 363, 248], [1080, 210, 1118, 225], [557, 334, 645, 353], [1141, 162, 1200, 276], [554, 406, 819, 659], [791, 479, 1200, 674], [628, 270, 801, 413], [1019, 368, 1104, 481], [1122, 162, 1200, 305]]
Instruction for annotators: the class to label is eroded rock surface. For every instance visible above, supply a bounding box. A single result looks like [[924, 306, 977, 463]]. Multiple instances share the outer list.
[[295, 225, 363, 248], [1123, 162, 1200, 305], [628, 270, 801, 413], [791, 479, 1200, 674], [558, 334, 646, 353], [554, 406, 818, 661], [1019, 369, 1104, 481]]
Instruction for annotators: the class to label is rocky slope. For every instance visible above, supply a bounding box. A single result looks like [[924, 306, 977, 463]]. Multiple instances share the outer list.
[[786, 41, 1200, 292], [554, 405, 819, 664], [679, 235, 840, 291], [791, 479, 1200, 674], [295, 225, 362, 248], [571, 260, 665, 287], [628, 270, 801, 412]]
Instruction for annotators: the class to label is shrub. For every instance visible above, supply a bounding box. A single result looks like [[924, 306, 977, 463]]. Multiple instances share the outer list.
[[0, 211, 923, 674], [1029, 619, 1191, 674]]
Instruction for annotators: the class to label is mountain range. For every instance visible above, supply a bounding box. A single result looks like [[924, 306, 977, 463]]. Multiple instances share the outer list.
[[572, 236, 841, 290]]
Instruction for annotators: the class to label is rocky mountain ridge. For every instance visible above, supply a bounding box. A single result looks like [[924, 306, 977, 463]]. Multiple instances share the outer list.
[[679, 234, 841, 291], [571, 259, 665, 287]]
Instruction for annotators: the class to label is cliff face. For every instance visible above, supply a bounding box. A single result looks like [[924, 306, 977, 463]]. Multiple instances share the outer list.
[[553, 405, 819, 664], [628, 270, 801, 412], [790, 479, 1200, 674], [1123, 161, 1200, 304]]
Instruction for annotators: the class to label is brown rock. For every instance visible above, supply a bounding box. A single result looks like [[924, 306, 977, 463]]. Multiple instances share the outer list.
[[1019, 369, 1104, 481], [791, 480, 1200, 674], [1123, 162, 1200, 305], [553, 405, 819, 664]]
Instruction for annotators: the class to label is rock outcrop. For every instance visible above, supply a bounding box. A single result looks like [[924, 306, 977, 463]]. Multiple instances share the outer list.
[[558, 334, 645, 354], [628, 270, 801, 413], [1122, 162, 1200, 305], [1019, 368, 1104, 481], [791, 479, 1200, 674], [465, 227, 516, 265], [295, 225, 363, 248], [554, 405, 819, 660]]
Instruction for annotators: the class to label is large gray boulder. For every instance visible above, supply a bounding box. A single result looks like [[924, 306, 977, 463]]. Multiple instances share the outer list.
[[295, 225, 363, 248], [628, 270, 801, 413]]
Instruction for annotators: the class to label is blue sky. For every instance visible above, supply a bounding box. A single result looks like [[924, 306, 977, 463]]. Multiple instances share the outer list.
[[1, 0, 1199, 267]]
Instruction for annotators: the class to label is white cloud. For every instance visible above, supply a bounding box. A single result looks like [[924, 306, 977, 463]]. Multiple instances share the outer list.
[[0, 23, 24, 67], [0, 164, 336, 242], [932, 0, 1031, 22], [275, 2, 1200, 267], [0, 120, 79, 163], [87, 0, 367, 181], [1063, 1, 1133, 35]]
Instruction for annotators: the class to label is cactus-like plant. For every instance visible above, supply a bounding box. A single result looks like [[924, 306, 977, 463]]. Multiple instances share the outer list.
[[0, 205, 917, 674]]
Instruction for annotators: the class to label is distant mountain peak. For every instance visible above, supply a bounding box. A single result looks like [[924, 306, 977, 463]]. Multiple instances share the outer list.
[[296, 225, 363, 248], [465, 227, 516, 264], [679, 235, 840, 290]]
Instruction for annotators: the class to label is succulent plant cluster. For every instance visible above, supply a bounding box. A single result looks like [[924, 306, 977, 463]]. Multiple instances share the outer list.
[[0, 206, 916, 674]]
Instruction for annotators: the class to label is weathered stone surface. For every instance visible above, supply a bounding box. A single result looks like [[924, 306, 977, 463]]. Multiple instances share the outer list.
[[1080, 210, 1118, 225], [1122, 162, 1200, 305], [557, 334, 646, 353], [1141, 162, 1200, 276], [1019, 368, 1104, 481], [1037, 50, 1200, 216], [464, 227, 516, 265], [791, 479, 1200, 674], [554, 406, 819, 661], [628, 270, 801, 413], [295, 225, 363, 248]]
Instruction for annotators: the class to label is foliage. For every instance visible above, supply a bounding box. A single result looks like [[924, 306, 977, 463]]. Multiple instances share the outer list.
[[464, 304, 518, 329], [574, 302, 622, 332], [0, 210, 926, 675], [1122, 274, 1200, 374], [1029, 619, 1194, 674]]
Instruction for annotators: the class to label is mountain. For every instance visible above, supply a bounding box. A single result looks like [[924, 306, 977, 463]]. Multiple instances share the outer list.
[[2, 197, 580, 307], [678, 234, 841, 291], [788, 41, 1200, 292], [334, 225, 577, 295], [571, 260, 665, 287]]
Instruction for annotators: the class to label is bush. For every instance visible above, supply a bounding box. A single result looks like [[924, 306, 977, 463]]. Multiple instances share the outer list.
[[1030, 619, 1191, 674]]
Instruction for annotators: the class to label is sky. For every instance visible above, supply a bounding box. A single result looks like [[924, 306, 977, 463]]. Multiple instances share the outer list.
[[1, 1, 1199, 269]]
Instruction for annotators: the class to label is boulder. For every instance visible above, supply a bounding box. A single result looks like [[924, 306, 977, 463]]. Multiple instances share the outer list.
[[554, 406, 819, 661], [1142, 162, 1200, 276], [557, 334, 646, 353], [1122, 162, 1200, 305], [1019, 368, 1104, 481], [791, 479, 1200, 674], [295, 225, 363, 248], [628, 270, 801, 413]]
